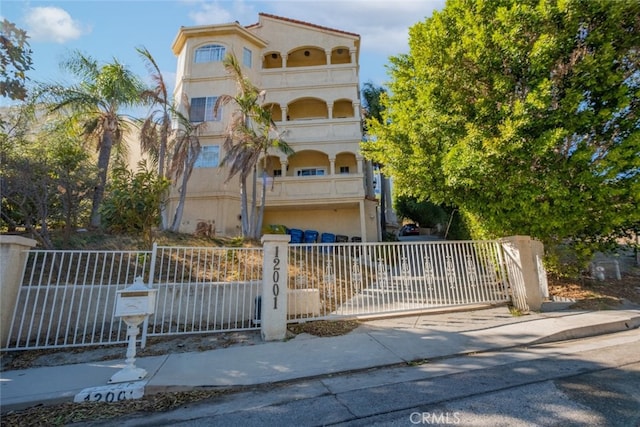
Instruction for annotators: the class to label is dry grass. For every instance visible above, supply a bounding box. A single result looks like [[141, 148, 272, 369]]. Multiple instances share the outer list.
[[547, 269, 640, 310], [1, 388, 232, 427], [288, 320, 361, 337]]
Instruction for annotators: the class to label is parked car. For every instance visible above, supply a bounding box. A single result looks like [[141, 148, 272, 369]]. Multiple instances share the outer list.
[[399, 224, 420, 236]]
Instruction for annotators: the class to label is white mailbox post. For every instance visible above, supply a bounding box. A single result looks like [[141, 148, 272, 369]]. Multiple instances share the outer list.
[[109, 277, 157, 384]]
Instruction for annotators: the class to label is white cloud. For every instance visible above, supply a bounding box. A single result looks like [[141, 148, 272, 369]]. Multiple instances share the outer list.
[[24, 6, 87, 44], [261, 0, 444, 56], [188, 0, 256, 26]]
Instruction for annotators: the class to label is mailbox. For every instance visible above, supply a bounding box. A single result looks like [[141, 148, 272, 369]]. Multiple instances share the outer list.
[[115, 277, 157, 317], [109, 277, 157, 384]]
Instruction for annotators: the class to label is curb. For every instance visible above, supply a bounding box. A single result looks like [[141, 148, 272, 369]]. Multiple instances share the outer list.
[[531, 314, 640, 345]]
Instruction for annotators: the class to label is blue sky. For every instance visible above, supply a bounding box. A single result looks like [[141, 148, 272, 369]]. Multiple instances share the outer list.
[[2, 0, 445, 105]]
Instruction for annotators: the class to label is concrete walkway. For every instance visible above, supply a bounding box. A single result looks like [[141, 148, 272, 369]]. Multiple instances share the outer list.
[[1, 306, 639, 413]]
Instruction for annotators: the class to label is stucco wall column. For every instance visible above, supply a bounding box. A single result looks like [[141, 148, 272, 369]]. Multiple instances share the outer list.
[[260, 234, 291, 341], [359, 200, 367, 242], [501, 235, 548, 312], [0, 235, 37, 346]]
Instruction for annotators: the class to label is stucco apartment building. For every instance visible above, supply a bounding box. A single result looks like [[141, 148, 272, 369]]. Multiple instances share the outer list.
[[168, 13, 379, 242]]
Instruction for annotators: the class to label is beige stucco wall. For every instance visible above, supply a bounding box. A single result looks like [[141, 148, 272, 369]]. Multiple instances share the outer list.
[[0, 236, 37, 346], [167, 193, 242, 236], [263, 207, 362, 240], [249, 15, 359, 64]]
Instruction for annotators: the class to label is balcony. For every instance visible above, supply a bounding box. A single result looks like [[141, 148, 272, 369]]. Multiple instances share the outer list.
[[277, 119, 361, 141], [261, 65, 357, 89], [258, 174, 365, 207]]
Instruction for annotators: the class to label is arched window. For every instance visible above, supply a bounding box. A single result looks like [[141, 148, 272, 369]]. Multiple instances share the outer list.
[[194, 45, 226, 63]]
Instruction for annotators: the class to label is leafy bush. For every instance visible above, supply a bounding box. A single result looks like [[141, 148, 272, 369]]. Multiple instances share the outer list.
[[100, 161, 170, 246]]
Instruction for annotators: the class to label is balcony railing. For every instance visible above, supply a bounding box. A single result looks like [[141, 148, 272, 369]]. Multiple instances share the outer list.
[[261, 65, 357, 88], [276, 119, 361, 141], [258, 174, 365, 206]]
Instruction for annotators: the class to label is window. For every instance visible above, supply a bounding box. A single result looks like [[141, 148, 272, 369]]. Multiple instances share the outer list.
[[194, 145, 220, 168], [190, 97, 221, 122], [194, 45, 226, 63], [243, 47, 252, 68], [296, 168, 326, 176], [339, 166, 350, 174], [273, 169, 282, 177]]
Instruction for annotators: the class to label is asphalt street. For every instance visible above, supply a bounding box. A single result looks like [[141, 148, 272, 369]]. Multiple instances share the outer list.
[[76, 329, 640, 427]]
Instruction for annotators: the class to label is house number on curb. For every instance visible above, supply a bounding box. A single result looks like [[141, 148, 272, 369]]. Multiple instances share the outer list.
[[273, 246, 280, 309], [74, 382, 145, 403]]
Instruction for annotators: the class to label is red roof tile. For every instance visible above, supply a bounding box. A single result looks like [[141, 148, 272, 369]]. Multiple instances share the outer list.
[[247, 12, 360, 38]]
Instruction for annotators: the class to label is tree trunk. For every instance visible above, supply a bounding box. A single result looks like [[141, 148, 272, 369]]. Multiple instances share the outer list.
[[171, 142, 197, 232], [249, 166, 258, 239], [256, 169, 268, 240], [62, 189, 73, 247], [170, 177, 188, 232], [89, 127, 115, 228], [158, 115, 169, 230], [380, 171, 388, 238], [158, 115, 169, 178], [240, 175, 249, 237]]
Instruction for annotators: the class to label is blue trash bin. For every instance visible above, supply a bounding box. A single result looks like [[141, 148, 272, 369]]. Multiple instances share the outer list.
[[304, 230, 319, 243], [289, 228, 303, 243], [320, 233, 336, 253], [321, 233, 336, 243]]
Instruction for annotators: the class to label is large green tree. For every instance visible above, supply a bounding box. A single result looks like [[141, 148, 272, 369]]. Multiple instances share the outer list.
[[0, 19, 33, 101], [366, 0, 640, 256], [44, 51, 146, 228], [1, 105, 96, 248]]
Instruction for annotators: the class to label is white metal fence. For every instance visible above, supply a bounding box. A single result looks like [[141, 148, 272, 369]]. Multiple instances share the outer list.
[[286, 240, 510, 321], [4, 240, 513, 351], [148, 245, 262, 336], [5, 250, 152, 350]]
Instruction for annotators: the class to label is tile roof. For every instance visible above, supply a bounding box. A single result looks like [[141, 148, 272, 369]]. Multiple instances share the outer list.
[[247, 13, 360, 38]]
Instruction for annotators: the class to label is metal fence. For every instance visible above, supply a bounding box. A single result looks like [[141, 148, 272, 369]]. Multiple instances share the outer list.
[[5, 250, 151, 350], [147, 245, 262, 336], [4, 239, 513, 351], [286, 240, 510, 321]]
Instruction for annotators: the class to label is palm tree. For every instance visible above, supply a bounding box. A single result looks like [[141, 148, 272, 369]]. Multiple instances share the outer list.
[[215, 52, 293, 239], [44, 51, 146, 228], [137, 46, 174, 229], [168, 98, 206, 232]]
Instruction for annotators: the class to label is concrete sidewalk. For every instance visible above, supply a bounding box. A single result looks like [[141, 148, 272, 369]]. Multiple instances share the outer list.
[[2, 306, 639, 413]]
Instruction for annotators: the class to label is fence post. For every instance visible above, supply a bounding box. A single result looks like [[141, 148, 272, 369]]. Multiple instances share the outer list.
[[260, 234, 291, 341], [501, 235, 547, 312], [0, 235, 37, 346]]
